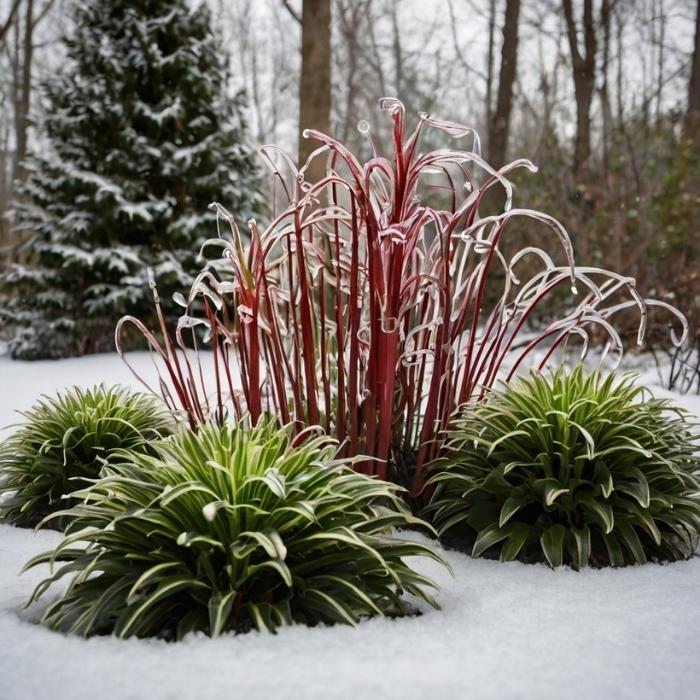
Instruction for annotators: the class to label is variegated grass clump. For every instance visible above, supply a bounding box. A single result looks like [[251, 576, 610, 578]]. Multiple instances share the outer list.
[[24, 421, 445, 638], [426, 367, 700, 567], [0, 385, 175, 528]]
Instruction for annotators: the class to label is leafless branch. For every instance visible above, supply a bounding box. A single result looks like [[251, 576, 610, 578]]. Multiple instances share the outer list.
[[281, 0, 301, 25], [31, 0, 56, 30], [0, 0, 22, 45], [447, 0, 487, 82]]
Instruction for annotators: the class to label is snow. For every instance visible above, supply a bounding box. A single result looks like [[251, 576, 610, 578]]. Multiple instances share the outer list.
[[1, 352, 700, 700], [172, 133, 217, 168], [117, 200, 155, 223], [1, 522, 699, 700], [62, 163, 123, 199], [134, 96, 183, 126]]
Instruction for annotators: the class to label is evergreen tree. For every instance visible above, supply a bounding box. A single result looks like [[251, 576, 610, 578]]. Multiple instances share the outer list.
[[2, 0, 264, 359]]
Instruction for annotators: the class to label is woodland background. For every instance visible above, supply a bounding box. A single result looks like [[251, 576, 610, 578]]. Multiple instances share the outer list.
[[1, 0, 699, 362]]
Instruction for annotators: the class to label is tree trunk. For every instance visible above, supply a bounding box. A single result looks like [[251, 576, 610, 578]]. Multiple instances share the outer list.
[[562, 0, 597, 176], [390, 0, 402, 96], [488, 0, 521, 168], [685, 0, 700, 139], [338, 0, 363, 145], [0, 120, 8, 250], [13, 0, 33, 184], [615, 4, 624, 126], [485, 0, 496, 145], [599, 0, 612, 181], [298, 0, 331, 182], [655, 0, 665, 124]]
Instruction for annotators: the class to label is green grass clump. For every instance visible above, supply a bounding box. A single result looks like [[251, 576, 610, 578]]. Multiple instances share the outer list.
[[24, 421, 445, 638], [426, 367, 700, 567], [0, 385, 176, 528]]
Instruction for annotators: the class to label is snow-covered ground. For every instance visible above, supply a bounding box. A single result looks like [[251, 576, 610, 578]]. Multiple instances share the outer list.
[[1, 352, 700, 700], [2, 522, 700, 700]]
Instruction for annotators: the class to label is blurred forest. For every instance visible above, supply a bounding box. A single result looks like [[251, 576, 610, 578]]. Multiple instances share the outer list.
[[0, 0, 699, 365]]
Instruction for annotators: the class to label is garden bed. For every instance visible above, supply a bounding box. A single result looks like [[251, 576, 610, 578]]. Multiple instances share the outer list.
[[0, 352, 699, 699]]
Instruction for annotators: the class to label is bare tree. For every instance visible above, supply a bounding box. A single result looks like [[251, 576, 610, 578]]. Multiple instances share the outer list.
[[0, 0, 58, 251], [615, 1, 625, 125], [599, 0, 613, 178], [686, 0, 700, 139], [296, 0, 331, 179], [222, 1, 298, 149], [13, 0, 34, 184], [654, 0, 666, 123], [488, 0, 521, 167], [485, 0, 496, 135], [0, 0, 22, 45], [334, 0, 449, 156], [336, 0, 369, 144], [562, 0, 597, 175], [390, 0, 402, 97]]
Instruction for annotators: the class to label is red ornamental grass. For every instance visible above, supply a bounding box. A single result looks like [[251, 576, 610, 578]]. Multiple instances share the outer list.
[[117, 98, 686, 497]]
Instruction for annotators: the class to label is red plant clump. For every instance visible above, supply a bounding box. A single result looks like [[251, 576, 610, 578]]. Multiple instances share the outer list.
[[117, 99, 685, 496]]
